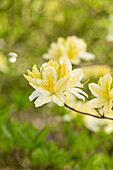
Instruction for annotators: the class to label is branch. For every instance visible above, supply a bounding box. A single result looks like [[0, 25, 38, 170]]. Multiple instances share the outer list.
[[64, 103, 113, 121], [73, 63, 113, 68]]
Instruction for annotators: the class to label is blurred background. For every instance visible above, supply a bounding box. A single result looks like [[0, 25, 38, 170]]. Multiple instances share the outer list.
[[0, 0, 113, 169]]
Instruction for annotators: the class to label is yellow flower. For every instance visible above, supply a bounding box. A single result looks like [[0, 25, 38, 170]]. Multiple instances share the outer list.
[[24, 58, 88, 107], [88, 74, 113, 113], [43, 36, 95, 64]]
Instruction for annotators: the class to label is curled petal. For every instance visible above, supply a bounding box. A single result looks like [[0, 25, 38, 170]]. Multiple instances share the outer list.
[[34, 95, 51, 107], [68, 88, 86, 101], [73, 88, 88, 98], [29, 90, 40, 101], [87, 98, 106, 108]]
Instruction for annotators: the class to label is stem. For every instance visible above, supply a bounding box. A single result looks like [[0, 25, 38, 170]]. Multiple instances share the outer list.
[[95, 108, 102, 117], [64, 103, 113, 121], [73, 63, 113, 68]]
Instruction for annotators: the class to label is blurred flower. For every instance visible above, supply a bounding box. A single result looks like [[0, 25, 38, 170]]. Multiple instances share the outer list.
[[83, 65, 111, 80], [24, 58, 88, 107], [0, 53, 8, 73], [63, 114, 73, 122], [88, 74, 113, 113], [43, 36, 95, 64], [84, 108, 113, 134], [8, 52, 18, 63]]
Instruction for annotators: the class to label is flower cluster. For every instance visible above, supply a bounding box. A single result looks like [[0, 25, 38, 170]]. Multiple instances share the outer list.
[[88, 74, 113, 113], [43, 36, 95, 64], [24, 35, 113, 117], [24, 58, 88, 107]]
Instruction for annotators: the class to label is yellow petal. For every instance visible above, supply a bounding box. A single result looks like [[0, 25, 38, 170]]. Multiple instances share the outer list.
[[27, 70, 33, 78], [34, 95, 51, 107], [68, 88, 86, 101], [69, 69, 83, 88], [60, 58, 72, 71], [102, 74, 112, 96], [89, 83, 106, 98], [87, 98, 106, 108], [32, 65, 41, 78], [110, 89, 113, 99], [103, 100, 112, 113], [23, 74, 32, 82], [98, 77, 102, 86], [52, 92, 65, 106], [55, 75, 70, 93], [42, 66, 57, 92], [72, 87, 88, 98]]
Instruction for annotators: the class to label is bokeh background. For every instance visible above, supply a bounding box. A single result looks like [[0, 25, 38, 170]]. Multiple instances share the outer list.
[[0, 0, 113, 169]]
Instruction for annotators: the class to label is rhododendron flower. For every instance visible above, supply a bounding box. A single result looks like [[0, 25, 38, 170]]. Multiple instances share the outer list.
[[88, 74, 113, 113], [43, 36, 95, 64], [24, 58, 88, 107]]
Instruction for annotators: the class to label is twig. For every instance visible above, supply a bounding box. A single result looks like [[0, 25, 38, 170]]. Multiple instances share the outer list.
[[64, 103, 113, 121], [73, 63, 113, 68], [95, 108, 102, 117]]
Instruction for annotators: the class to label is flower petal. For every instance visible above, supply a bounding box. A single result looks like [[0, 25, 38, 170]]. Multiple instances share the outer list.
[[42, 66, 57, 92], [34, 95, 51, 107], [68, 88, 86, 101], [69, 69, 84, 87], [32, 65, 40, 78], [87, 98, 106, 108], [29, 90, 40, 101], [110, 89, 113, 99], [70, 57, 81, 65], [52, 92, 65, 106], [78, 51, 95, 61], [29, 81, 50, 95], [73, 88, 88, 98], [60, 58, 72, 71], [103, 100, 112, 113], [102, 74, 112, 95], [89, 83, 105, 98], [55, 75, 70, 93]]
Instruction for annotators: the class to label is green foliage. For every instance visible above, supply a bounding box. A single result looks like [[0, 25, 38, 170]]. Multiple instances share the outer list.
[[31, 141, 72, 169], [0, 118, 48, 152]]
